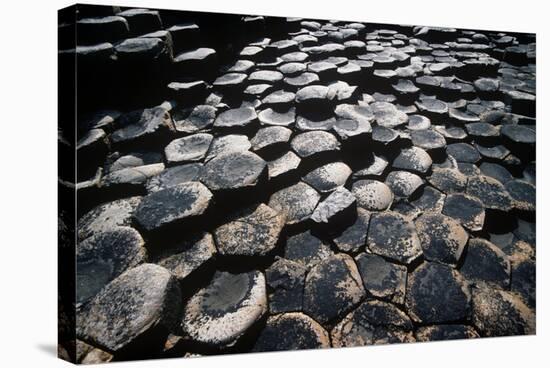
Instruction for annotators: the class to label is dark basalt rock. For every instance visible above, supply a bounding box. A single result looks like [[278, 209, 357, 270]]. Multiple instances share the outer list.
[[204, 134, 251, 162], [101, 163, 165, 193], [166, 81, 208, 105], [460, 238, 511, 289], [111, 107, 175, 149], [411, 186, 446, 212], [303, 162, 352, 193], [355, 253, 407, 304], [77, 264, 182, 353], [506, 179, 535, 212], [442, 193, 485, 231], [154, 232, 216, 282], [466, 175, 513, 211], [509, 246, 536, 308], [252, 313, 330, 352], [371, 126, 399, 145], [77, 16, 129, 45], [415, 98, 448, 120], [213, 107, 258, 130], [201, 151, 267, 194], [251, 126, 292, 153], [446, 143, 481, 163], [331, 299, 414, 347], [214, 203, 285, 257], [164, 133, 213, 164], [133, 182, 213, 233], [333, 208, 371, 253], [266, 257, 307, 313], [410, 129, 447, 150], [392, 146, 433, 174], [367, 211, 423, 264], [181, 271, 267, 348], [284, 230, 333, 269], [385, 170, 424, 198], [472, 287, 535, 337], [501, 124, 535, 144], [146, 163, 203, 193], [174, 105, 216, 133], [311, 187, 357, 227], [465, 122, 500, 138], [415, 325, 479, 341], [449, 108, 480, 124], [415, 213, 468, 265], [173, 47, 217, 71], [78, 196, 142, 241], [406, 262, 471, 323], [428, 167, 468, 193], [77, 226, 146, 305], [268, 182, 321, 225], [352, 179, 394, 211], [303, 254, 366, 325], [291, 131, 340, 158]]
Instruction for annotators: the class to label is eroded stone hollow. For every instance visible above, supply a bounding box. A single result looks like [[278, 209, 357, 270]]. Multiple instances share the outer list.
[[61, 4, 536, 363]]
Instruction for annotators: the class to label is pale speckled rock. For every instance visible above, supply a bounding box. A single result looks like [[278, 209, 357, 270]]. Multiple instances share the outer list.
[[107, 151, 163, 173], [460, 238, 511, 289], [367, 211, 423, 264], [268, 182, 320, 225], [102, 163, 165, 189], [250, 126, 292, 152], [295, 85, 329, 105], [164, 133, 213, 164], [428, 167, 467, 193], [415, 213, 468, 266], [442, 193, 485, 231], [370, 101, 409, 128], [333, 208, 371, 253], [353, 155, 389, 179], [77, 226, 146, 304], [352, 180, 394, 211], [355, 253, 407, 304], [505, 179, 536, 212], [385, 171, 424, 198], [154, 232, 216, 281], [175, 105, 216, 133], [392, 146, 432, 174], [78, 196, 142, 240], [133, 182, 213, 232], [252, 313, 330, 352], [214, 203, 285, 256], [266, 257, 307, 313], [303, 162, 352, 193], [466, 175, 513, 211], [77, 264, 182, 352], [334, 104, 374, 124], [201, 151, 267, 192], [284, 230, 333, 269], [415, 325, 479, 341], [291, 131, 340, 158], [311, 187, 356, 225], [410, 129, 447, 150], [146, 163, 203, 192], [181, 270, 267, 347], [205, 134, 251, 162], [331, 300, 414, 347], [213, 107, 257, 129], [406, 262, 471, 323], [267, 151, 301, 179], [472, 287, 535, 337], [258, 107, 296, 126], [303, 253, 366, 325]]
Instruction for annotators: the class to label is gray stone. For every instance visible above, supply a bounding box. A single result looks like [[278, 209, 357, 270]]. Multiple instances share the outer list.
[[111, 107, 174, 147], [201, 151, 267, 193], [291, 131, 340, 158], [146, 163, 203, 192], [213, 107, 257, 129], [285, 230, 333, 269], [466, 175, 513, 211], [352, 179, 394, 211], [251, 126, 292, 152], [442, 193, 485, 231], [269, 182, 320, 225], [311, 187, 356, 225], [258, 107, 296, 126], [385, 171, 424, 198], [205, 134, 251, 162], [415, 213, 468, 265], [164, 133, 213, 164], [266, 258, 307, 313], [428, 167, 468, 193], [416, 325, 479, 341], [303, 162, 352, 193], [460, 238, 511, 289], [355, 253, 407, 304], [267, 151, 301, 180], [392, 147, 433, 174], [175, 105, 216, 133]]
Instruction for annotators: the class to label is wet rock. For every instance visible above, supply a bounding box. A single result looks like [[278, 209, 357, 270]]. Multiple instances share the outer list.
[[406, 262, 471, 323], [267, 151, 301, 180], [442, 193, 485, 231], [181, 271, 267, 348], [201, 151, 267, 194], [251, 126, 292, 153], [213, 107, 257, 130], [303, 254, 366, 324], [428, 167, 468, 193], [333, 208, 371, 253], [355, 253, 407, 303], [392, 146, 433, 174], [460, 238, 511, 289], [77, 227, 146, 304], [352, 179, 394, 211], [154, 232, 216, 282], [258, 107, 296, 126], [268, 182, 320, 225], [111, 107, 174, 148], [77, 264, 181, 352], [446, 143, 481, 163], [78, 196, 142, 241], [368, 211, 423, 264], [214, 203, 285, 257], [385, 171, 424, 198], [331, 300, 414, 347], [164, 133, 213, 164], [415, 213, 468, 265], [506, 179, 535, 212], [175, 105, 216, 133], [285, 230, 333, 269], [415, 325, 479, 341], [472, 287, 535, 336], [303, 162, 352, 193], [291, 131, 340, 158], [134, 182, 212, 233], [466, 175, 513, 211], [311, 187, 356, 226], [204, 134, 251, 161], [410, 129, 447, 150], [266, 258, 307, 313], [253, 313, 330, 352], [146, 163, 203, 192]]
